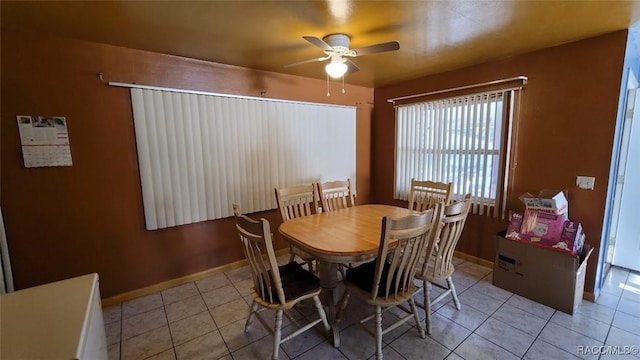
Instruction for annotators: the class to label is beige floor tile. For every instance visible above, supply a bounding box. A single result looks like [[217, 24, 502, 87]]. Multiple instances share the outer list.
[[108, 342, 120, 360], [169, 311, 217, 346], [103, 305, 122, 325], [577, 300, 617, 324], [165, 294, 207, 323], [122, 293, 164, 319], [233, 278, 253, 296], [225, 266, 252, 282], [523, 339, 581, 360], [492, 304, 547, 337], [472, 275, 513, 302], [457, 262, 493, 279], [333, 323, 376, 360], [219, 316, 270, 352], [294, 341, 349, 360], [122, 308, 168, 340], [436, 301, 489, 331], [475, 317, 535, 357], [613, 311, 640, 336], [505, 295, 555, 320], [538, 322, 602, 360], [279, 323, 328, 359], [617, 296, 640, 316], [427, 312, 472, 350], [455, 333, 519, 360], [195, 273, 231, 293], [230, 335, 291, 360], [121, 325, 173, 360], [146, 349, 176, 360], [161, 283, 200, 305], [210, 297, 250, 327], [201, 284, 242, 309], [550, 311, 610, 342], [174, 331, 229, 360], [106, 321, 122, 345], [595, 292, 622, 309], [390, 332, 450, 360], [458, 287, 506, 315]]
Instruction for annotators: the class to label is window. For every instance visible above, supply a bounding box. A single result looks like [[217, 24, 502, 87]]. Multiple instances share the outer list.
[[395, 89, 517, 217]]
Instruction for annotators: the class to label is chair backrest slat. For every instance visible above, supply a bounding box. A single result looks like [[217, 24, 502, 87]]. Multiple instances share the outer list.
[[371, 209, 437, 301], [408, 178, 453, 212]]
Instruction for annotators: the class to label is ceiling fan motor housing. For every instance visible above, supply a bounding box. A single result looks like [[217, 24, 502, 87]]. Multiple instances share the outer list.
[[323, 33, 351, 54]]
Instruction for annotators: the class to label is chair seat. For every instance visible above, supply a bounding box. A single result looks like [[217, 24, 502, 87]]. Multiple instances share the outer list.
[[345, 260, 406, 298], [259, 262, 321, 303]]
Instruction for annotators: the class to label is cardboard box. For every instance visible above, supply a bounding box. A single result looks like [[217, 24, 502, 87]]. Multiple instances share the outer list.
[[493, 232, 593, 314], [520, 190, 569, 217]]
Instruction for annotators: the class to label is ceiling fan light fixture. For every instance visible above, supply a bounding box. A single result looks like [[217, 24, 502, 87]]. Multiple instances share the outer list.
[[325, 60, 348, 78]]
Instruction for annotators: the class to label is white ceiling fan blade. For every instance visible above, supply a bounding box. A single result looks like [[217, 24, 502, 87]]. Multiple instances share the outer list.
[[352, 40, 400, 56], [284, 55, 330, 68], [303, 36, 334, 51], [346, 59, 360, 73]]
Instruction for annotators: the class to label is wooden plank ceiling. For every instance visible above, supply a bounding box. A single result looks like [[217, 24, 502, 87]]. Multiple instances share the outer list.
[[3, 1, 640, 87]]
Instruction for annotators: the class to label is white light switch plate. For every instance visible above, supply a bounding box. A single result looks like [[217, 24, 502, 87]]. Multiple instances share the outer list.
[[576, 176, 595, 190]]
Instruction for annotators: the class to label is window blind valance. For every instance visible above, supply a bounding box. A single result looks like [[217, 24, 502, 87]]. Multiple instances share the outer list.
[[130, 87, 356, 230]]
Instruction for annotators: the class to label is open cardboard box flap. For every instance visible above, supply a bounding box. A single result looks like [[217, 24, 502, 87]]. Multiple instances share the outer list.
[[518, 189, 569, 217]]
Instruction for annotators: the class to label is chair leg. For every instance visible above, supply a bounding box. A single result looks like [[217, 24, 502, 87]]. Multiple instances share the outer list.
[[374, 305, 383, 360], [409, 297, 426, 339], [272, 309, 283, 360], [424, 281, 433, 335], [447, 277, 461, 310], [245, 301, 259, 332], [313, 295, 331, 332]]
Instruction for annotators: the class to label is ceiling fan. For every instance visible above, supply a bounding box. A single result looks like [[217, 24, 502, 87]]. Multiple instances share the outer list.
[[285, 33, 400, 79]]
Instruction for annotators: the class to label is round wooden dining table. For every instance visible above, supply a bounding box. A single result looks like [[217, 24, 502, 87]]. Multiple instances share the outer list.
[[278, 204, 416, 347]]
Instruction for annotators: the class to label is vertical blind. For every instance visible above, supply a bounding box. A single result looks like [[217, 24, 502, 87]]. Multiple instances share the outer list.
[[395, 90, 515, 218], [131, 88, 356, 230]]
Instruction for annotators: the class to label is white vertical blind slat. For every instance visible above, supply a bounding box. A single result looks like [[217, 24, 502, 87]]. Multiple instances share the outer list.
[[131, 89, 157, 229]]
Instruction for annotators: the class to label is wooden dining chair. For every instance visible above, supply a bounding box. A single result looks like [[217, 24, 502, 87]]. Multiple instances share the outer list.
[[274, 184, 320, 272], [233, 206, 330, 360], [408, 178, 453, 211], [415, 194, 472, 334], [338, 209, 438, 360], [317, 179, 355, 212]]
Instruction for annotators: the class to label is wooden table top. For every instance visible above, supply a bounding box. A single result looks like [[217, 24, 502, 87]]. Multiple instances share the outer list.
[[278, 204, 415, 263]]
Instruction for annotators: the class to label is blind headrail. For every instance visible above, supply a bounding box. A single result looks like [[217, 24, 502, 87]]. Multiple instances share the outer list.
[[387, 76, 528, 105], [108, 81, 354, 109]]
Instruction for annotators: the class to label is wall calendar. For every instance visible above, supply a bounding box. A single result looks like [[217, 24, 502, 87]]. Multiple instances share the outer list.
[[16, 115, 73, 168]]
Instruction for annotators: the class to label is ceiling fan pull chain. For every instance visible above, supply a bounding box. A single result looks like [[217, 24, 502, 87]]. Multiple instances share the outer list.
[[327, 73, 331, 97], [342, 76, 346, 94]]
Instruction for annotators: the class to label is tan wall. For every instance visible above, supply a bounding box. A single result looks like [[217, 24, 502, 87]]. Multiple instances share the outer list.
[[0, 30, 374, 297], [372, 30, 628, 292]]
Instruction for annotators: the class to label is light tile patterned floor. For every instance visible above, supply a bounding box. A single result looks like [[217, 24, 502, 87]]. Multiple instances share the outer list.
[[103, 255, 640, 360]]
